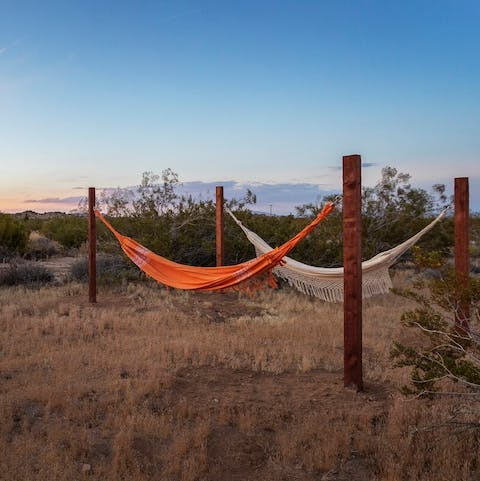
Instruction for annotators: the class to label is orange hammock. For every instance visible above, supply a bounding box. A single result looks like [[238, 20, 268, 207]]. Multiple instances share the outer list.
[[95, 202, 334, 291]]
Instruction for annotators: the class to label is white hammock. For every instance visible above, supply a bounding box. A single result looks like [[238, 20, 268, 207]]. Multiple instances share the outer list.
[[227, 208, 447, 302]]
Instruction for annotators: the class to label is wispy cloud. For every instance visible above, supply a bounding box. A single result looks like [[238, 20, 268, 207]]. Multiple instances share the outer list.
[[24, 196, 83, 204], [0, 39, 21, 56], [329, 162, 378, 171]]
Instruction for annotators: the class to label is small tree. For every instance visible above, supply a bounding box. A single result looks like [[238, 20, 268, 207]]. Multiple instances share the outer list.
[[362, 167, 450, 258], [132, 169, 179, 217], [94, 169, 261, 266], [294, 166, 452, 266], [99, 187, 133, 217]]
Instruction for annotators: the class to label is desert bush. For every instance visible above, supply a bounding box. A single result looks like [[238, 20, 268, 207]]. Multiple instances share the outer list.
[[471, 214, 480, 259], [0, 261, 54, 286], [25, 232, 62, 260], [70, 254, 143, 284], [40, 216, 87, 249], [0, 214, 28, 258], [295, 167, 452, 266], [361, 167, 451, 258], [392, 250, 480, 397], [96, 183, 258, 266]]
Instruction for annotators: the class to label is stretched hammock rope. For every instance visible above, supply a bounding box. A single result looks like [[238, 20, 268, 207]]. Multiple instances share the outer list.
[[94, 202, 334, 291], [227, 207, 448, 302]]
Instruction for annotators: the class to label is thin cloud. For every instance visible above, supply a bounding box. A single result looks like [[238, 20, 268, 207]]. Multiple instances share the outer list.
[[25, 196, 83, 204], [329, 162, 378, 171], [0, 39, 21, 56]]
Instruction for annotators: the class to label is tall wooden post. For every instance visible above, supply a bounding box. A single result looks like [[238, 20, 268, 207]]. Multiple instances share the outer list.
[[216, 186, 224, 266], [88, 187, 97, 303], [343, 155, 363, 391], [454, 177, 469, 330]]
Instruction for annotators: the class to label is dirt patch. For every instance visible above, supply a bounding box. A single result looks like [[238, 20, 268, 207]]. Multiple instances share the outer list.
[[168, 290, 266, 323], [168, 366, 388, 409], [39, 257, 78, 280], [142, 366, 390, 481], [56, 287, 267, 323]]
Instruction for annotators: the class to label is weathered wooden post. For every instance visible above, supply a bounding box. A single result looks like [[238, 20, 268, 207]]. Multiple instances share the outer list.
[[454, 177, 470, 330], [216, 186, 224, 267], [88, 187, 97, 303], [343, 155, 363, 391]]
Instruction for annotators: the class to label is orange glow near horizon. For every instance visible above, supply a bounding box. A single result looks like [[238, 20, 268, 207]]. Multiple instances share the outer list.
[[0, 200, 78, 214]]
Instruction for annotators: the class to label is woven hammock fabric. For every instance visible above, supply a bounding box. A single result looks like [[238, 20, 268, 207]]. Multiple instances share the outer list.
[[227, 208, 447, 302], [94, 202, 334, 291]]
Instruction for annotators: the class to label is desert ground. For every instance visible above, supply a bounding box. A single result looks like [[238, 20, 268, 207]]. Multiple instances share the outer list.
[[1, 273, 479, 481]]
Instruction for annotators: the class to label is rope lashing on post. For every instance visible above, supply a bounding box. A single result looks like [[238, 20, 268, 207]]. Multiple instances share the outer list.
[[94, 202, 335, 291]]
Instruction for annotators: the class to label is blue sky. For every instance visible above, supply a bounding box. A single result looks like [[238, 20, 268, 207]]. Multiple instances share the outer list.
[[1, 0, 479, 213]]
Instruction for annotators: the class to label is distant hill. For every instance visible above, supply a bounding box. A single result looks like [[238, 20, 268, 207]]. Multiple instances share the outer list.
[[11, 211, 84, 219]]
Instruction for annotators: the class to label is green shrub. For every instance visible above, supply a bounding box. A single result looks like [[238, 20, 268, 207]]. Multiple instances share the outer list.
[[392, 258, 480, 397], [0, 214, 28, 258], [40, 216, 87, 250]]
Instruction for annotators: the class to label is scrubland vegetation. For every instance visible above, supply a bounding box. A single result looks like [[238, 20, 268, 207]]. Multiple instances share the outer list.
[[1, 276, 479, 481], [1, 167, 479, 480]]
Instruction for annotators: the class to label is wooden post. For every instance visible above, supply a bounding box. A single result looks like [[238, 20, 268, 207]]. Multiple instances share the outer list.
[[88, 187, 97, 303], [454, 177, 469, 330], [343, 155, 363, 391], [216, 186, 224, 266]]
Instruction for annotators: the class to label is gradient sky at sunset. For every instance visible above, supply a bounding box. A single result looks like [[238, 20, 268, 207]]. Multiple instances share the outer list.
[[1, 1, 479, 213]]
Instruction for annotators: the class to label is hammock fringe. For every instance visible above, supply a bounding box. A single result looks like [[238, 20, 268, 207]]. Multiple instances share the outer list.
[[274, 266, 393, 302]]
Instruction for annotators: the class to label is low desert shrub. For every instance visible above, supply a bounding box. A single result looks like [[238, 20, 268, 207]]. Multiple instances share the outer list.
[[25, 232, 62, 260], [0, 214, 28, 257], [70, 254, 143, 284], [0, 262, 54, 286], [392, 249, 480, 396]]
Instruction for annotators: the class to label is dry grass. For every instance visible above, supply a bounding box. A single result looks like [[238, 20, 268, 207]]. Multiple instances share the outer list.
[[1, 272, 479, 480]]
